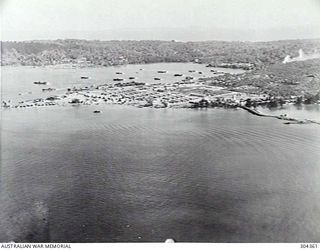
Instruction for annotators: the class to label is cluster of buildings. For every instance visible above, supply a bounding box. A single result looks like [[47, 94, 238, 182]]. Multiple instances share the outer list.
[[4, 63, 317, 110], [2, 74, 271, 110]]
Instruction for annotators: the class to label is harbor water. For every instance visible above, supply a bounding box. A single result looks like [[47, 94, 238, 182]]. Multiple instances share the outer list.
[[1, 65, 320, 242]]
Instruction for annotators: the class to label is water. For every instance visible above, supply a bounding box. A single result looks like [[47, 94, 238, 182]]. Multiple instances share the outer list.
[[1, 63, 243, 103], [258, 105, 320, 122], [1, 65, 320, 242]]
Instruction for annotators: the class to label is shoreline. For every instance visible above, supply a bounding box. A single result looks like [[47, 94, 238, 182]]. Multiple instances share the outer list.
[[2, 62, 319, 125], [2, 97, 319, 126], [0, 61, 201, 70]]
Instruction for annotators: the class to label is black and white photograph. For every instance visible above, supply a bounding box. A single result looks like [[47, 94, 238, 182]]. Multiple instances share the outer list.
[[1, 0, 320, 246]]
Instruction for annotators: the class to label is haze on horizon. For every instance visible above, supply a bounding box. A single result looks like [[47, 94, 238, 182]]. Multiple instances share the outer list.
[[1, 0, 320, 42]]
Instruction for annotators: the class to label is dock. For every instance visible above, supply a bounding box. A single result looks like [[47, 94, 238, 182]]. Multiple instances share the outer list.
[[239, 105, 320, 125]]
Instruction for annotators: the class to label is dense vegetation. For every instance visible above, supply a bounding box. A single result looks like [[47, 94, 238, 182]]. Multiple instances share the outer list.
[[206, 58, 320, 100], [2, 39, 320, 103], [2, 39, 320, 67]]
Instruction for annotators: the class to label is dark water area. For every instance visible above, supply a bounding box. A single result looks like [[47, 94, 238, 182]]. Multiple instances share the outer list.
[[1, 105, 320, 242]]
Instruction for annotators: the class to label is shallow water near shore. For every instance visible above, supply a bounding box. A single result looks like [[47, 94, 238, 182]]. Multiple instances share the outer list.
[[257, 104, 320, 122], [1, 104, 320, 242]]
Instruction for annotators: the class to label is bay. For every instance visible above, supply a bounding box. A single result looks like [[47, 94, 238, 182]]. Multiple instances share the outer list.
[[0, 64, 320, 243]]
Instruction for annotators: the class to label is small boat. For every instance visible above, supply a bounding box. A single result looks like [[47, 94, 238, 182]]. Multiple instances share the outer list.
[[93, 110, 101, 113], [198, 72, 203, 74], [42, 88, 56, 92], [81, 76, 89, 79], [174, 74, 183, 77], [154, 77, 161, 80], [129, 77, 135, 80], [113, 78, 124, 81], [185, 76, 193, 80], [157, 70, 167, 73], [34, 81, 47, 85], [188, 70, 196, 72], [116, 72, 123, 75]]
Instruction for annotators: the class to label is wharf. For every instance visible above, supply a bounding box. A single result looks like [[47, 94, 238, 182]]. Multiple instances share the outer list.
[[239, 105, 320, 125]]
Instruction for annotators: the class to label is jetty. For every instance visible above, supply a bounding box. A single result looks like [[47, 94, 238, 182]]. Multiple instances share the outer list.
[[239, 105, 320, 125], [240, 105, 272, 117]]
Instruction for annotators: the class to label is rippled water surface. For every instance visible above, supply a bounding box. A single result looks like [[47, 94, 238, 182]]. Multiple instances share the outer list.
[[1, 104, 320, 242], [1, 65, 320, 242]]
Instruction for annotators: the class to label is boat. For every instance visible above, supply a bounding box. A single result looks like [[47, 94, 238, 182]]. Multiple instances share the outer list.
[[157, 70, 167, 73], [198, 71, 203, 74], [93, 110, 101, 113], [34, 81, 47, 85], [174, 74, 183, 77], [113, 78, 124, 81], [42, 88, 56, 92], [154, 77, 161, 80], [129, 77, 135, 80], [188, 70, 196, 72], [116, 72, 123, 75], [81, 76, 89, 79]]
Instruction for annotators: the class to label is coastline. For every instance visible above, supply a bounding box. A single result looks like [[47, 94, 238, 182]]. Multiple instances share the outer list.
[[239, 105, 320, 125], [2, 62, 319, 126], [2, 96, 319, 126]]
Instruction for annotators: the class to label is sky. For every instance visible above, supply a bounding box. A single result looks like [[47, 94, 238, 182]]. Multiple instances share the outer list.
[[1, 0, 320, 41]]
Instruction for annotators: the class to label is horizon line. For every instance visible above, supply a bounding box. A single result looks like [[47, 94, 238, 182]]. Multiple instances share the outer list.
[[2, 37, 320, 43]]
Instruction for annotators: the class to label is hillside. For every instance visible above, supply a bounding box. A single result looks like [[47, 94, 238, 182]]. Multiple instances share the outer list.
[[204, 58, 320, 100], [2, 39, 320, 67]]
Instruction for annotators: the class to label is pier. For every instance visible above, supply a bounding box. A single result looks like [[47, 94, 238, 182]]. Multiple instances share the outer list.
[[239, 105, 320, 125]]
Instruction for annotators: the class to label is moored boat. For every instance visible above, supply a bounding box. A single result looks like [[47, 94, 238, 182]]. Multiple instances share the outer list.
[[34, 81, 47, 85], [42, 88, 56, 92], [113, 78, 124, 81]]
